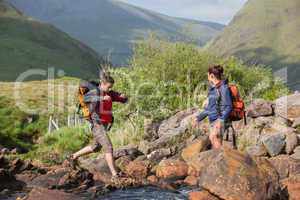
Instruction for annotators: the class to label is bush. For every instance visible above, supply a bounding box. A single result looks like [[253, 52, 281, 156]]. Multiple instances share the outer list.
[[108, 35, 289, 145], [24, 126, 91, 164], [0, 96, 47, 151]]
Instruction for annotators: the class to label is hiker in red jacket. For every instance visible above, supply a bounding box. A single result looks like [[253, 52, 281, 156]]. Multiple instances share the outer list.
[[69, 74, 128, 182]]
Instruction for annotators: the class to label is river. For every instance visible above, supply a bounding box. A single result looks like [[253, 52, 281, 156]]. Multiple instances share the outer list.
[[97, 186, 191, 200], [1, 186, 192, 200]]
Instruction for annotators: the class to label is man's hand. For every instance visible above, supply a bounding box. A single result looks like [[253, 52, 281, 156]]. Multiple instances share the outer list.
[[103, 95, 111, 101], [120, 94, 126, 98]]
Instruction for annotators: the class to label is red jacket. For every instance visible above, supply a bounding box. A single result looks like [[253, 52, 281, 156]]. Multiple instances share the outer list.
[[98, 90, 128, 124]]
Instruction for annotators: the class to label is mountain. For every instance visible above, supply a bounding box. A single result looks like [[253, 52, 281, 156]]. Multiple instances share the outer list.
[[0, 0, 103, 81], [207, 0, 300, 90], [8, 0, 225, 65]]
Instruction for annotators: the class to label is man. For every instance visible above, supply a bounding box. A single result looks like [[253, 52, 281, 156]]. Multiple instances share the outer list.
[[69, 74, 128, 181], [194, 65, 232, 149]]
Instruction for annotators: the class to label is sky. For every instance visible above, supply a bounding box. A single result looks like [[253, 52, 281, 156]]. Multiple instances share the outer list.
[[119, 0, 248, 24]]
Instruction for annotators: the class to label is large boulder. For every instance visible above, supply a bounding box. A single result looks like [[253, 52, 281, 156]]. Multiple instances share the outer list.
[[281, 174, 300, 200], [125, 160, 151, 179], [247, 99, 274, 118], [138, 108, 200, 155], [0, 168, 24, 192], [186, 150, 220, 176], [157, 108, 198, 138], [79, 155, 110, 175], [24, 187, 84, 200], [143, 119, 160, 141], [156, 159, 188, 179], [28, 167, 93, 191], [184, 176, 198, 186], [285, 132, 298, 154], [237, 120, 262, 151], [146, 148, 172, 162], [115, 156, 132, 172], [113, 145, 142, 160], [29, 167, 71, 188], [181, 136, 210, 163], [262, 133, 286, 157], [188, 191, 220, 200], [292, 117, 300, 128], [269, 155, 300, 179], [291, 146, 300, 160], [198, 147, 280, 200], [56, 169, 93, 190], [9, 158, 33, 174], [246, 144, 268, 157], [77, 157, 110, 185]]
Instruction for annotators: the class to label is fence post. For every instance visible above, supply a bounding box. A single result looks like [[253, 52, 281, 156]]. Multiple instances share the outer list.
[[48, 115, 52, 134], [67, 114, 71, 127], [51, 118, 59, 130]]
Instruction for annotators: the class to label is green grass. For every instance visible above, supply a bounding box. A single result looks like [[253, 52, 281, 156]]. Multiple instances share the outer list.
[[0, 96, 47, 151], [0, 77, 80, 115], [23, 126, 92, 164]]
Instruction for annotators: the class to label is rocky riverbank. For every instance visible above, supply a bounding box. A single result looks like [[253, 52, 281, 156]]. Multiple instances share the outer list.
[[1, 93, 300, 200]]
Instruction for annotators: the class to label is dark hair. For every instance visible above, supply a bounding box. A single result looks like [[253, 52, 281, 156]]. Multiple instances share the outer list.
[[101, 73, 114, 84], [208, 64, 224, 80]]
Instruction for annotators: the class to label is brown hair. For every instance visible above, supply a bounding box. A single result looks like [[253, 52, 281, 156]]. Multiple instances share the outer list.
[[208, 64, 224, 80], [101, 72, 114, 84]]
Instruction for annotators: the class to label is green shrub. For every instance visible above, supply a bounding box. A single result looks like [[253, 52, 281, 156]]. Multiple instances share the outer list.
[[0, 96, 47, 151], [24, 126, 91, 164], [108, 35, 289, 143]]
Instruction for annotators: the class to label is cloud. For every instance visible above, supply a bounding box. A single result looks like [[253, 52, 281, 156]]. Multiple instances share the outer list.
[[119, 0, 248, 24]]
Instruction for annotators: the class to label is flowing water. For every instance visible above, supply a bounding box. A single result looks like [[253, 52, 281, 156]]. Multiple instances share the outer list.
[[97, 186, 191, 200], [1, 186, 192, 200]]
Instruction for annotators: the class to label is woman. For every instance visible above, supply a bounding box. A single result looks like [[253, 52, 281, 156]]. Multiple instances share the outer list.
[[194, 65, 232, 149]]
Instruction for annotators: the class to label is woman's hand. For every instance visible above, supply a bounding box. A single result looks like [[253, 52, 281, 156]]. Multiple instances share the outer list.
[[202, 98, 208, 108], [191, 117, 199, 128]]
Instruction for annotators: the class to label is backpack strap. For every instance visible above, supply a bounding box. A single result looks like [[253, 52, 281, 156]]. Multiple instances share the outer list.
[[215, 84, 222, 118], [243, 111, 247, 125]]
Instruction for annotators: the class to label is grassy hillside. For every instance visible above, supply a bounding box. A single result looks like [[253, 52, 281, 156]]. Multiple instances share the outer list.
[[8, 0, 224, 65], [207, 0, 300, 90], [0, 0, 104, 81], [0, 77, 79, 115]]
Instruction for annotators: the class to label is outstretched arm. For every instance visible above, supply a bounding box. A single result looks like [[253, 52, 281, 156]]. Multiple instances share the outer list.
[[110, 91, 128, 103], [196, 109, 209, 122]]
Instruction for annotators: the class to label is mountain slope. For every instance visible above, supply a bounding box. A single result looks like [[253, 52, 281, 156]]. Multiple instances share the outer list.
[[0, 0, 103, 81], [207, 0, 300, 90], [8, 0, 224, 65]]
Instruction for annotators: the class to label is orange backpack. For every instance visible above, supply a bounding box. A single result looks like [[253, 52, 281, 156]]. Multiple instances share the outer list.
[[217, 83, 247, 124], [228, 84, 247, 124], [77, 80, 99, 119]]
